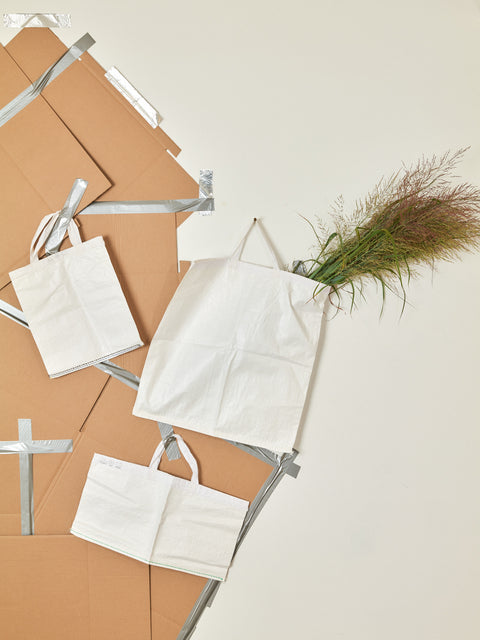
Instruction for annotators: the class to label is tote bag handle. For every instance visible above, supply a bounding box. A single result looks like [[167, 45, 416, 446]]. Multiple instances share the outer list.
[[30, 211, 82, 263], [148, 434, 199, 484], [231, 218, 281, 270]]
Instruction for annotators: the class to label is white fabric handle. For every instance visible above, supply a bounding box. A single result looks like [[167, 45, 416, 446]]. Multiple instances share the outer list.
[[148, 434, 199, 484], [30, 211, 82, 262], [231, 218, 281, 270]]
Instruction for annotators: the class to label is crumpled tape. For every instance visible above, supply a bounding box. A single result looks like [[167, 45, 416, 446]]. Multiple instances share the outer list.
[[3, 13, 71, 28]]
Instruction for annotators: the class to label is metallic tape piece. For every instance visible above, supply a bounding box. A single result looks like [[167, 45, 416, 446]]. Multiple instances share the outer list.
[[80, 196, 214, 215], [292, 260, 307, 276], [157, 422, 181, 461], [199, 170, 213, 199], [3, 13, 71, 28], [0, 299, 28, 328], [0, 33, 94, 128], [177, 449, 299, 639], [94, 360, 140, 391], [0, 440, 73, 454], [18, 419, 34, 536], [198, 170, 214, 215], [45, 179, 88, 255], [230, 441, 301, 478], [105, 67, 162, 129]]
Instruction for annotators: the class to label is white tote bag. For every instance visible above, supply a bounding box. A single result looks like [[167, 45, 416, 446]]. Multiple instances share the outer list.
[[71, 434, 249, 581], [9, 212, 143, 378], [134, 220, 327, 453]]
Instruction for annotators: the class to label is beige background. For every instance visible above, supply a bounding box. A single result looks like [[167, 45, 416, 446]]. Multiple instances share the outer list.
[[2, 0, 480, 637]]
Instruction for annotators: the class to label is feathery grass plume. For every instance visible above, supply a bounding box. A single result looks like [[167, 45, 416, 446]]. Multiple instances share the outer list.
[[295, 149, 480, 312]]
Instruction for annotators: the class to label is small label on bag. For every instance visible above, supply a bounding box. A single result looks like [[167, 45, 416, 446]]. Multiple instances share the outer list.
[[98, 457, 123, 470]]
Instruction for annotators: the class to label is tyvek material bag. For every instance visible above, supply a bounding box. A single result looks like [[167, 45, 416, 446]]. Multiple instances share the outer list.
[[71, 434, 249, 581], [133, 220, 327, 453], [9, 212, 142, 378]]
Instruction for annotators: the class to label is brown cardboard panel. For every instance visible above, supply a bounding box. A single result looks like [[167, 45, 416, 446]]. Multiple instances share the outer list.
[[6, 29, 199, 205], [0, 535, 150, 640], [77, 212, 180, 376], [151, 567, 208, 639], [0, 283, 109, 535], [0, 44, 111, 287]]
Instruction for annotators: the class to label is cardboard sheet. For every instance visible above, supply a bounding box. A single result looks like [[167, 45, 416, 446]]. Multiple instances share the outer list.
[[0, 535, 150, 640], [0, 42, 111, 287]]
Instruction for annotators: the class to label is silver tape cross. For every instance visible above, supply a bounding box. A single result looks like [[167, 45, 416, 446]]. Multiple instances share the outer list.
[[0, 33, 94, 128], [0, 419, 73, 535], [3, 13, 71, 28]]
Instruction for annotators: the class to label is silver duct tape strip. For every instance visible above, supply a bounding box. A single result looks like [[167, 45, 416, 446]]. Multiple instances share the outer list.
[[158, 422, 181, 461], [177, 449, 299, 639], [199, 169, 213, 199], [105, 67, 162, 129], [0, 33, 94, 128], [0, 440, 73, 454], [229, 441, 300, 478], [3, 13, 71, 28], [45, 179, 88, 255], [292, 260, 307, 276], [80, 196, 214, 215], [18, 419, 34, 536], [94, 359, 140, 391], [0, 299, 28, 328]]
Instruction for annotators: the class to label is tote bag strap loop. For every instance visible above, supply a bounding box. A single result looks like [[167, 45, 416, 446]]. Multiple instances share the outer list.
[[30, 211, 82, 263], [231, 218, 281, 270], [148, 434, 199, 484]]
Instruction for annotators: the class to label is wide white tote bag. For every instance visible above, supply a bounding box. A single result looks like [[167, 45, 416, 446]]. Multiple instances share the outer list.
[[134, 220, 327, 452], [9, 212, 143, 378], [71, 434, 249, 581]]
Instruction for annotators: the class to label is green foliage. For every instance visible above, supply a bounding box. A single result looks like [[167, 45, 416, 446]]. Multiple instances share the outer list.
[[297, 150, 480, 312]]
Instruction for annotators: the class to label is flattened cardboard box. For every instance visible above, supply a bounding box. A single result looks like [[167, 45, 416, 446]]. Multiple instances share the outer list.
[[0, 28, 278, 640]]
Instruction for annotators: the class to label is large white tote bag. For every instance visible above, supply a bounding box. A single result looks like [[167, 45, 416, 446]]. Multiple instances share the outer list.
[[134, 220, 327, 452], [71, 434, 249, 581], [9, 212, 143, 378]]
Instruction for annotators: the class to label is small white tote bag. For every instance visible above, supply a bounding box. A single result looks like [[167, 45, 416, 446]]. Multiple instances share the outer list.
[[71, 434, 249, 581], [133, 219, 327, 453], [9, 212, 143, 378]]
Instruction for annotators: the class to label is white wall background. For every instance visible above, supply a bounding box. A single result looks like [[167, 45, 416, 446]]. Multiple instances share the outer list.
[[2, 1, 480, 638]]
